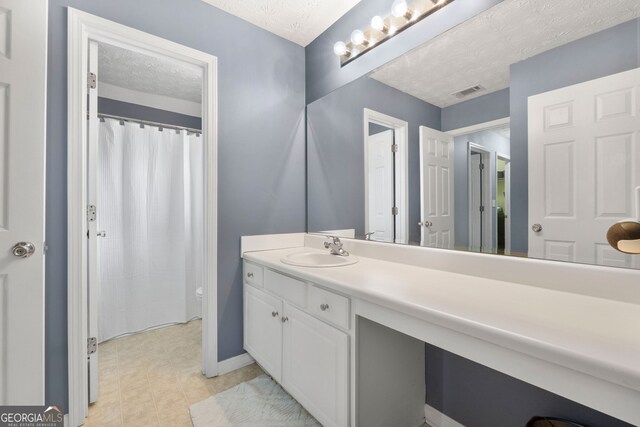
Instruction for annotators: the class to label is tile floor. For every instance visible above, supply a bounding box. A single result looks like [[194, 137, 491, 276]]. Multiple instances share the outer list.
[[85, 319, 263, 427]]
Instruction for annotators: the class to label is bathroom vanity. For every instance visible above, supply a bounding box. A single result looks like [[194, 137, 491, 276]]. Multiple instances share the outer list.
[[242, 233, 640, 427]]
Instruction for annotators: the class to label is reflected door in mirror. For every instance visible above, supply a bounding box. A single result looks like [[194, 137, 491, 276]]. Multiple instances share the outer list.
[[528, 68, 640, 269]]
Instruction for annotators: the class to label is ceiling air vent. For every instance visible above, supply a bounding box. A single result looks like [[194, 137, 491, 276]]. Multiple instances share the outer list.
[[452, 85, 484, 99]]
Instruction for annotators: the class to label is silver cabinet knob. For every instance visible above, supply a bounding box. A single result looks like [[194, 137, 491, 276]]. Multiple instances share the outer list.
[[12, 242, 35, 258], [320, 304, 330, 311], [281, 316, 289, 323], [532, 224, 543, 233], [97, 231, 106, 237], [271, 311, 279, 317]]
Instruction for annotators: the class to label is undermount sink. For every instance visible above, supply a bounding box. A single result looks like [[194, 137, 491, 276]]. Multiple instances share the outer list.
[[281, 251, 359, 268]]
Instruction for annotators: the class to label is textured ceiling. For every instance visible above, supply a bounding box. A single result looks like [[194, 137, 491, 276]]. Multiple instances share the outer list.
[[371, 0, 640, 108], [98, 43, 202, 103], [201, 0, 361, 46]]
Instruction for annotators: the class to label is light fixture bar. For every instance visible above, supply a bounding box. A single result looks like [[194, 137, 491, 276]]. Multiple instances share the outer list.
[[334, 0, 455, 67]]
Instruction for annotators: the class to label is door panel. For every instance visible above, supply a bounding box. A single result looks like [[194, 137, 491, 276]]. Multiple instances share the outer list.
[[367, 130, 394, 242], [0, 0, 47, 404], [529, 67, 640, 268], [282, 303, 348, 427], [244, 285, 283, 381], [419, 126, 454, 248]]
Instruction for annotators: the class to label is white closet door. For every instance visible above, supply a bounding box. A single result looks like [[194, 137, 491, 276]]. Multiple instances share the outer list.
[[529, 67, 640, 268], [0, 0, 47, 404], [419, 126, 455, 248]]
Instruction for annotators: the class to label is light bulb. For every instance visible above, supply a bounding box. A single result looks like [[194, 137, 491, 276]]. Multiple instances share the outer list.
[[391, 0, 413, 19], [391, 0, 408, 17], [350, 29, 367, 46], [333, 41, 348, 56], [371, 16, 386, 32]]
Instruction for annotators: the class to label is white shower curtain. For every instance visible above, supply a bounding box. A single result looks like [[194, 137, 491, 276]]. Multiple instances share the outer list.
[[97, 118, 204, 342]]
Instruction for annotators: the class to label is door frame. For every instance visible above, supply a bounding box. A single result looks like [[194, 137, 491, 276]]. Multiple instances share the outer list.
[[363, 108, 409, 244], [67, 9, 218, 427]]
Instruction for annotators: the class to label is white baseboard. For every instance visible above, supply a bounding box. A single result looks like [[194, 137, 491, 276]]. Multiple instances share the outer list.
[[218, 352, 255, 375], [424, 404, 465, 427]]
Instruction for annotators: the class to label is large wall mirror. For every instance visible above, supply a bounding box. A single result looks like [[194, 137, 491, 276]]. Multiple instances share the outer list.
[[307, 0, 640, 269]]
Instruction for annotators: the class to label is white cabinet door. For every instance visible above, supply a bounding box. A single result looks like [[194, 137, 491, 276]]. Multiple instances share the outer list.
[[0, 0, 47, 404], [529, 67, 640, 268], [244, 285, 283, 381], [282, 303, 349, 427], [419, 126, 455, 249]]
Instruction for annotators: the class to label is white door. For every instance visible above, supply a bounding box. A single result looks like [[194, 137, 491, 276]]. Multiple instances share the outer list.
[[529, 67, 640, 268], [244, 285, 283, 381], [419, 126, 454, 248], [0, 0, 47, 404], [366, 130, 394, 242], [87, 40, 100, 403], [282, 303, 348, 427], [468, 147, 492, 252]]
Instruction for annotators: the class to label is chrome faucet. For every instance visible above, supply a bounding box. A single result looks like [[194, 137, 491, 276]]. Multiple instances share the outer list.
[[324, 236, 349, 256]]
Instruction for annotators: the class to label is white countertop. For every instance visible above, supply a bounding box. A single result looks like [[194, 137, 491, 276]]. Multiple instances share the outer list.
[[244, 247, 640, 394]]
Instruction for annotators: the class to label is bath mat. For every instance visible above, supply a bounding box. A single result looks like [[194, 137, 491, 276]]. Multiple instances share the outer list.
[[189, 375, 321, 427]]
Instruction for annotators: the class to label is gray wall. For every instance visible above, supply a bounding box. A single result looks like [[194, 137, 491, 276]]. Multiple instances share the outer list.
[[509, 18, 640, 254], [46, 0, 305, 409], [305, 0, 503, 103], [453, 128, 510, 249], [307, 76, 440, 243], [441, 88, 510, 132], [98, 97, 202, 130], [426, 344, 634, 427]]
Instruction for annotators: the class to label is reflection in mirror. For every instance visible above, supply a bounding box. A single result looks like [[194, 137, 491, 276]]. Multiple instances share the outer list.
[[307, 0, 640, 269]]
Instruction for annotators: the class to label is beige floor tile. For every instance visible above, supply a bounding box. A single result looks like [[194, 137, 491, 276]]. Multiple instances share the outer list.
[[90, 319, 265, 427]]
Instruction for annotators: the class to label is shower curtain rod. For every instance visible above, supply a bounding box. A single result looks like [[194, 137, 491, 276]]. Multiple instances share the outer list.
[[97, 112, 202, 135]]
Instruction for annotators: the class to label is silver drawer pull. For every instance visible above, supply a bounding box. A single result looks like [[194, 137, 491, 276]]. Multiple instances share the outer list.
[[281, 316, 289, 323], [272, 311, 279, 317], [247, 272, 254, 278], [320, 303, 330, 311]]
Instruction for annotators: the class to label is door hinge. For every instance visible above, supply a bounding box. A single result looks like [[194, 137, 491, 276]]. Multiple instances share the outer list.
[[391, 144, 398, 153], [479, 163, 485, 170], [392, 207, 399, 215], [87, 337, 97, 355], [87, 72, 97, 90], [87, 205, 96, 222]]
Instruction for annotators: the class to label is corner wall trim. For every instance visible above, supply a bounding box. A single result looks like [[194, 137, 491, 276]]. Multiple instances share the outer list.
[[218, 352, 255, 375], [424, 404, 466, 427]]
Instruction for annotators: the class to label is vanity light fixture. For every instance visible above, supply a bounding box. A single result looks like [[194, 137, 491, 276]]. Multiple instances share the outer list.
[[334, 0, 455, 66]]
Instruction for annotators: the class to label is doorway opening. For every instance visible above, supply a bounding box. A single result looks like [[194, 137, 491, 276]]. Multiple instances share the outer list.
[[67, 10, 218, 427], [496, 154, 511, 254], [448, 118, 511, 253], [363, 109, 409, 244]]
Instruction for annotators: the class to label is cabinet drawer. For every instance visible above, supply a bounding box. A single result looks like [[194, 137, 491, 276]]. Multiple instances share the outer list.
[[244, 261, 263, 288], [308, 285, 350, 330], [264, 269, 306, 308]]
